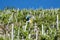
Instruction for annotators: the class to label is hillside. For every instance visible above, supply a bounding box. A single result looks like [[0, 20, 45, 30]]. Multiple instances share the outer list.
[[0, 8, 60, 40]]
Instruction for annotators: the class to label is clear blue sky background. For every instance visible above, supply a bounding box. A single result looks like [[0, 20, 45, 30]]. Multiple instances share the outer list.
[[0, 0, 60, 10]]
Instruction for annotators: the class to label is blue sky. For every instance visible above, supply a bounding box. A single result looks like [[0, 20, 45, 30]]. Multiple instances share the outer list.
[[0, 0, 60, 10]]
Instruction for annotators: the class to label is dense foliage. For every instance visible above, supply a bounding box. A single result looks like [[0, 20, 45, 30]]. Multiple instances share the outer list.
[[0, 8, 60, 40]]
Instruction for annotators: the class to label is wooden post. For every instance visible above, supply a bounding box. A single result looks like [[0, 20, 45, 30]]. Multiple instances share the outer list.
[[42, 10, 44, 17], [57, 14, 59, 30], [8, 13, 13, 24], [36, 29, 38, 40], [11, 24, 14, 40], [17, 27, 20, 40], [42, 24, 44, 35], [34, 23, 38, 40], [28, 34, 31, 39], [22, 36, 24, 40], [53, 22, 54, 28], [24, 21, 28, 31]]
